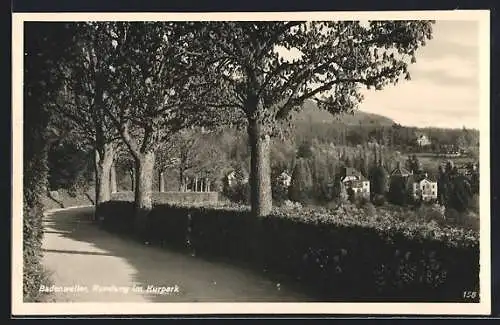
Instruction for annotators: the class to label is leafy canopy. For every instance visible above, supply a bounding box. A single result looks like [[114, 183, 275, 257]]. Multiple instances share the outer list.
[[196, 21, 434, 137]]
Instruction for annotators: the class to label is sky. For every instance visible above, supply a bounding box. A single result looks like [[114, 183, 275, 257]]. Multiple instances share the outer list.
[[358, 20, 480, 130]]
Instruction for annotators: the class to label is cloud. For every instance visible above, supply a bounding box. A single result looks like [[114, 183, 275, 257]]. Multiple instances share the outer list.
[[358, 20, 480, 129], [417, 40, 478, 62], [409, 55, 478, 86], [359, 78, 479, 129], [430, 20, 479, 48]]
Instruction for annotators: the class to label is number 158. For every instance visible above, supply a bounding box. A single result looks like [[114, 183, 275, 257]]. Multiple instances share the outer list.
[[463, 291, 478, 299]]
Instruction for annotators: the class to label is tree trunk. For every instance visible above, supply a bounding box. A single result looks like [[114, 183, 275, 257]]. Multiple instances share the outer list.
[[247, 118, 272, 217], [134, 151, 155, 211], [179, 167, 184, 192], [94, 144, 115, 206], [129, 168, 135, 192], [159, 171, 165, 192], [195, 176, 198, 192], [110, 163, 117, 194], [132, 151, 155, 237]]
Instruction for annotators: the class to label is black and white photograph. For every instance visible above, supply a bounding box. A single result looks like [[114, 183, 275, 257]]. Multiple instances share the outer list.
[[12, 10, 490, 315]]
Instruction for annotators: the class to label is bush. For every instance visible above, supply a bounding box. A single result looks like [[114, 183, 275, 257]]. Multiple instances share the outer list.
[[98, 200, 479, 302], [223, 182, 250, 205], [446, 176, 473, 213], [369, 165, 388, 197], [288, 158, 314, 204], [23, 105, 50, 301], [388, 176, 412, 206], [356, 195, 371, 208], [372, 194, 386, 206], [362, 202, 377, 216]]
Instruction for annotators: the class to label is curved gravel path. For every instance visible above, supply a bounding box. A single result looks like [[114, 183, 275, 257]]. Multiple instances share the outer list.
[[41, 207, 310, 302]]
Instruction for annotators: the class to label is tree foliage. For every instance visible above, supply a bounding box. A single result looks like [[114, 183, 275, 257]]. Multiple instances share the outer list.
[[195, 20, 434, 216], [23, 22, 75, 301], [96, 22, 210, 158], [369, 164, 388, 197], [289, 158, 314, 204]]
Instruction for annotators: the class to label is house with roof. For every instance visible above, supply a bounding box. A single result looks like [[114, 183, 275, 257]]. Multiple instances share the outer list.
[[416, 134, 431, 147], [409, 173, 438, 201], [340, 167, 370, 197], [277, 170, 292, 188]]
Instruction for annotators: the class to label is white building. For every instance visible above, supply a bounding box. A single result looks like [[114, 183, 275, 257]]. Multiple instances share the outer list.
[[277, 171, 292, 188], [416, 134, 431, 147], [341, 167, 370, 197], [411, 174, 438, 201]]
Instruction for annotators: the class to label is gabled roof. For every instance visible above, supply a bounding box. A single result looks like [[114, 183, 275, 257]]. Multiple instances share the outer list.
[[341, 167, 367, 181], [409, 173, 437, 184], [390, 166, 411, 177]]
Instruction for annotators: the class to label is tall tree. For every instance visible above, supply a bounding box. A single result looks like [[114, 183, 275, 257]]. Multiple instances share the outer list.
[[198, 20, 434, 216], [289, 158, 314, 204], [405, 154, 422, 174], [49, 22, 121, 206], [101, 22, 213, 220]]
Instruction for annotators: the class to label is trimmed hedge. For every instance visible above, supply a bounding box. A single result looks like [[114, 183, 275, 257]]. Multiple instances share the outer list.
[[111, 191, 219, 205], [97, 201, 479, 302]]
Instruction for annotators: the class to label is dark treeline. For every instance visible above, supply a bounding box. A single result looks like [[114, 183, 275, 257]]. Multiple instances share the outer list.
[[46, 114, 479, 199], [293, 119, 479, 154]]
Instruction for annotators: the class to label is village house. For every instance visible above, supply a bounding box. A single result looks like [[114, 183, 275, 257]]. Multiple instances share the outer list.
[[416, 134, 431, 147], [409, 173, 438, 201], [341, 167, 370, 197], [277, 170, 292, 188], [390, 163, 438, 202]]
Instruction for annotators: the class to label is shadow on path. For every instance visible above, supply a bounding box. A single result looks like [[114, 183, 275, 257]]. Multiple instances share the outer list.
[[42, 207, 314, 303]]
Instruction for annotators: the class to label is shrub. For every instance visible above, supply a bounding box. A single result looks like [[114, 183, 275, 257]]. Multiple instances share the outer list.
[[362, 202, 377, 216], [446, 175, 473, 213], [369, 165, 388, 197], [372, 194, 386, 206], [223, 182, 250, 205], [356, 195, 371, 208], [98, 199, 479, 302], [331, 177, 349, 204], [23, 101, 50, 302], [346, 187, 355, 203], [288, 158, 314, 204], [388, 176, 411, 206]]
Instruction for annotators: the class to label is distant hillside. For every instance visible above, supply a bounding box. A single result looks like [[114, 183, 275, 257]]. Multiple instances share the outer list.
[[293, 100, 395, 126]]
